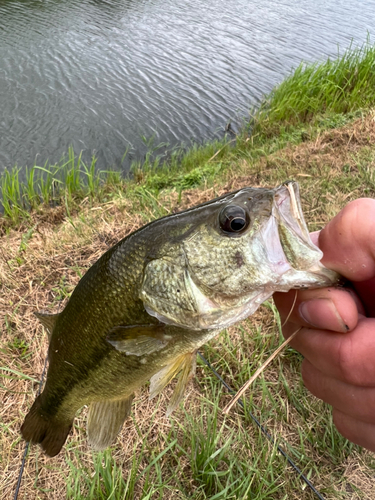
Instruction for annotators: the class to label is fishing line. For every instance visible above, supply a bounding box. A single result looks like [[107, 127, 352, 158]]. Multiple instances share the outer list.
[[13, 349, 48, 500], [198, 352, 326, 500], [223, 327, 302, 414]]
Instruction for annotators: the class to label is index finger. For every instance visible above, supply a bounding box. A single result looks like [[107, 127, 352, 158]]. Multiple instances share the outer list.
[[319, 198, 375, 317], [318, 198, 375, 281]]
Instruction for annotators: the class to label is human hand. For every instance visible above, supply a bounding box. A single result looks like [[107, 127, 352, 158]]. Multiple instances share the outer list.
[[274, 198, 375, 452]]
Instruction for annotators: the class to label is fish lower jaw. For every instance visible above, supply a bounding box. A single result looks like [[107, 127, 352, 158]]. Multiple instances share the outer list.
[[276, 264, 341, 290]]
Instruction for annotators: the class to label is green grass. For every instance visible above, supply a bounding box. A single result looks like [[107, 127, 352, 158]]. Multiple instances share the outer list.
[[65, 447, 168, 499], [255, 40, 375, 134], [0, 147, 128, 225]]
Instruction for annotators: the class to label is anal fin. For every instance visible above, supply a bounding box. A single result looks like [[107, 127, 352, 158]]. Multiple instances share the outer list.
[[149, 352, 197, 416], [87, 395, 134, 451]]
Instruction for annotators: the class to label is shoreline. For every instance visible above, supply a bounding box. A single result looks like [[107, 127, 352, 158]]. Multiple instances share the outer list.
[[1, 42, 374, 231]]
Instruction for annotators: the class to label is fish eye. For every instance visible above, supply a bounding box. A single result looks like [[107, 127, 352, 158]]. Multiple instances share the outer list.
[[219, 205, 250, 234]]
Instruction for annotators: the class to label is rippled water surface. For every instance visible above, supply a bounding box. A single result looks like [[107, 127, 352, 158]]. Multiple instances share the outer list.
[[0, 0, 373, 172]]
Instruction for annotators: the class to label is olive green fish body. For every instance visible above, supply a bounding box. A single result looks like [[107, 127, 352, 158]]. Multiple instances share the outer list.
[[37, 205, 225, 412], [21, 182, 340, 456]]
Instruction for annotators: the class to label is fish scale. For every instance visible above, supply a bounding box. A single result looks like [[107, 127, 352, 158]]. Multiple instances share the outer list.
[[21, 182, 339, 456]]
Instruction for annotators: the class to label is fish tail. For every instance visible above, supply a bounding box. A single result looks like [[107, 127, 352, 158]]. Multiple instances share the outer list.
[[21, 395, 72, 457]]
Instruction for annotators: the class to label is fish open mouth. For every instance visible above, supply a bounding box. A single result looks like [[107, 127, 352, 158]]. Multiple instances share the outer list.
[[273, 181, 324, 272], [260, 180, 340, 287]]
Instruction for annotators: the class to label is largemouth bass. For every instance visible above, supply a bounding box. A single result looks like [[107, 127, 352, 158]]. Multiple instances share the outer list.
[[21, 181, 339, 456]]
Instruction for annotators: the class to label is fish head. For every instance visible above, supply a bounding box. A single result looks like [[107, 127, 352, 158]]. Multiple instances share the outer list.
[[140, 181, 340, 331]]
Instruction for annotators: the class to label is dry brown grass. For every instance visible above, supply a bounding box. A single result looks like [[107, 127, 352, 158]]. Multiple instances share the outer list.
[[1, 111, 375, 499]]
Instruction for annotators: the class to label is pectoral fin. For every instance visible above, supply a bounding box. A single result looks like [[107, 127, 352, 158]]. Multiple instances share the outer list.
[[87, 395, 134, 451], [106, 324, 169, 356], [149, 352, 197, 416], [35, 311, 60, 339]]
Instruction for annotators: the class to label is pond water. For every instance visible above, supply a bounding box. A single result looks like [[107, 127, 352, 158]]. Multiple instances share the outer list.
[[0, 0, 373, 173]]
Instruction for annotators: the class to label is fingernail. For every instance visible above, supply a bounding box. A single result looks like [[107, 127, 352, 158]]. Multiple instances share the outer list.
[[299, 299, 348, 332]]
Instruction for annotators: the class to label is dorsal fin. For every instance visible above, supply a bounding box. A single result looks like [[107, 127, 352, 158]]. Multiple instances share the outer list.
[[34, 311, 60, 339]]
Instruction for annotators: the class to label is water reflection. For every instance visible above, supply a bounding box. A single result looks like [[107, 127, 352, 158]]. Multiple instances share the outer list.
[[0, 0, 373, 173]]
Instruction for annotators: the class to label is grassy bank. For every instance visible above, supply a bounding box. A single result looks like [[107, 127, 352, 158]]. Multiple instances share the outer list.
[[1, 42, 375, 229], [1, 43, 375, 499]]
